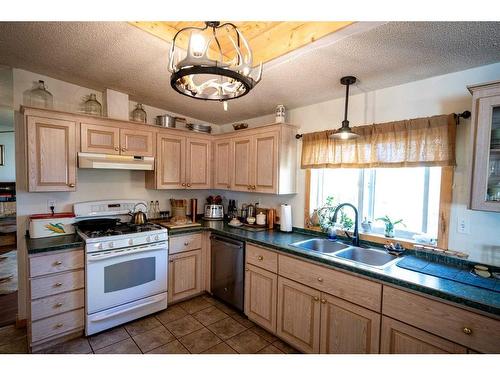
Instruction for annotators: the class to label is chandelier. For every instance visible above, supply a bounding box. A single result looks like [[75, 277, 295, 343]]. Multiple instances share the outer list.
[[168, 21, 262, 105]]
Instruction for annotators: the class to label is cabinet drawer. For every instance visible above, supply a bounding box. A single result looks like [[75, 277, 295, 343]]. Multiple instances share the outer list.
[[382, 286, 500, 353], [30, 249, 84, 278], [278, 255, 381, 312], [246, 244, 278, 273], [31, 270, 85, 300], [31, 289, 84, 321], [31, 308, 84, 343], [169, 233, 202, 254]]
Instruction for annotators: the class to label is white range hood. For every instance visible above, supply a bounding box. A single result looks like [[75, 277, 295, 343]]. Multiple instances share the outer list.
[[78, 153, 154, 171]]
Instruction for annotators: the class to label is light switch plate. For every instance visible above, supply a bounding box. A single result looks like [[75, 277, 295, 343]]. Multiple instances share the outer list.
[[457, 217, 470, 234]]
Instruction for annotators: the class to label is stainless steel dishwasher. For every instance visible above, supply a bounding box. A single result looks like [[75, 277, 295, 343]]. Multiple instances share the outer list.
[[210, 235, 245, 311]]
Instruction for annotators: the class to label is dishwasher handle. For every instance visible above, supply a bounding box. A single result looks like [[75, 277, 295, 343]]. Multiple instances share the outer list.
[[210, 235, 244, 248]]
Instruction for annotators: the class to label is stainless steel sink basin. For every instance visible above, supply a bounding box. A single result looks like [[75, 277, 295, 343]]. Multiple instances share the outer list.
[[290, 238, 350, 253], [333, 247, 397, 267]]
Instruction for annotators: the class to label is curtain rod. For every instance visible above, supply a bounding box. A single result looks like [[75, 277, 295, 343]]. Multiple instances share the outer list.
[[294, 110, 471, 139]]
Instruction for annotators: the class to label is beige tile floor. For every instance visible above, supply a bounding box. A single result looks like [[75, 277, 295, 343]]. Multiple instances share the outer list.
[[0, 294, 300, 354]]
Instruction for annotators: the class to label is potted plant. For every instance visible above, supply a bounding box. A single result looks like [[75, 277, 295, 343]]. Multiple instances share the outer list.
[[316, 196, 354, 238], [376, 215, 405, 238]]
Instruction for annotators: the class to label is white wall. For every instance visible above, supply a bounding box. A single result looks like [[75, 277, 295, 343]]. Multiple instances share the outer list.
[[220, 62, 500, 265]]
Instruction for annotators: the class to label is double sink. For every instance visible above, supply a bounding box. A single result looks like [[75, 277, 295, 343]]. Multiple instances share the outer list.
[[290, 238, 399, 268]]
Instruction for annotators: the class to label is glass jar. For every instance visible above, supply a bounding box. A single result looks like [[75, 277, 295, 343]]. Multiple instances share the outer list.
[[29, 80, 53, 109], [132, 103, 147, 123], [84, 93, 102, 116], [275, 104, 286, 123]]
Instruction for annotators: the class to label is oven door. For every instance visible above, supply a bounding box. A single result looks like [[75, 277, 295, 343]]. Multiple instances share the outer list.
[[86, 242, 168, 314]]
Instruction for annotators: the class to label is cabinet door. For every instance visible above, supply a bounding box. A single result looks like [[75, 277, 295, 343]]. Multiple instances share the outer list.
[[27, 116, 77, 192], [471, 95, 500, 211], [213, 139, 232, 189], [168, 249, 202, 303], [120, 128, 154, 157], [253, 131, 279, 193], [186, 137, 211, 189], [156, 133, 186, 189], [80, 123, 120, 154], [380, 317, 467, 354], [244, 264, 277, 333], [320, 293, 380, 353], [232, 137, 253, 192], [276, 276, 320, 353]]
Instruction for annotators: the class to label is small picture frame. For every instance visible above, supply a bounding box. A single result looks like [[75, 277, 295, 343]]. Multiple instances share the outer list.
[[0, 145, 4, 166]]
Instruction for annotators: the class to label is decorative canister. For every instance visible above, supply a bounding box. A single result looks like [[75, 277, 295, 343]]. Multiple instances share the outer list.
[[84, 93, 102, 116], [29, 213, 76, 238], [29, 80, 54, 109], [132, 103, 147, 123], [275, 104, 286, 123], [256, 212, 266, 226]]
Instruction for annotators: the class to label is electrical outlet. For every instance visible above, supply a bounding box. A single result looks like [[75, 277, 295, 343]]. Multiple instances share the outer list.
[[457, 217, 470, 234], [47, 199, 56, 213]]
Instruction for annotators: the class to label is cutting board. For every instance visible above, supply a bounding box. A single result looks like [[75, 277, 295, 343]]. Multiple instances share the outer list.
[[159, 222, 202, 229]]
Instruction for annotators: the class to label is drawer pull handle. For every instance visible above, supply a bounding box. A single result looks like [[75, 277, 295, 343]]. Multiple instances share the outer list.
[[114, 147, 119, 151], [169, 260, 173, 263], [54, 282, 63, 287], [463, 327, 473, 335], [121, 147, 127, 152], [54, 261, 63, 266], [181, 183, 186, 187], [55, 323, 64, 328], [54, 302, 63, 308], [313, 296, 320, 302], [184, 242, 190, 246], [68, 183, 75, 188], [317, 277, 323, 282], [187, 183, 191, 187], [320, 299, 326, 304], [245, 268, 249, 271], [257, 256, 264, 261]]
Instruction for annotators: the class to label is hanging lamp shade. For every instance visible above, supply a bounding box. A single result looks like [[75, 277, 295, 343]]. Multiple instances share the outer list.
[[330, 76, 360, 140]]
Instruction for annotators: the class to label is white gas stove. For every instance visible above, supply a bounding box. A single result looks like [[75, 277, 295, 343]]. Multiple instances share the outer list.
[[74, 199, 169, 336]]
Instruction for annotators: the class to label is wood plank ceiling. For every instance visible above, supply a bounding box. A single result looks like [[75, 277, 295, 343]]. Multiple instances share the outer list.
[[130, 21, 354, 66]]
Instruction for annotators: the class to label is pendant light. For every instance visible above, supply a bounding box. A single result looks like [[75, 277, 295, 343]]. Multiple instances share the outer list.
[[330, 76, 360, 140], [168, 21, 262, 105]]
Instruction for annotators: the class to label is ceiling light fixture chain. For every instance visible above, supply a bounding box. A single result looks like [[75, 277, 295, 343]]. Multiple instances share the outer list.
[[168, 21, 262, 105]]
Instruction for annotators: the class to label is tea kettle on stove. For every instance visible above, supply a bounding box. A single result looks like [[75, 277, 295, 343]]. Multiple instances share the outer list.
[[130, 202, 148, 225]]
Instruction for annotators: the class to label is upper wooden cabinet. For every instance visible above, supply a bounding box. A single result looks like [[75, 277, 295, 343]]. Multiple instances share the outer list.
[[213, 139, 232, 190], [26, 116, 77, 192], [147, 130, 211, 190], [468, 80, 500, 212], [120, 128, 154, 157], [81, 123, 154, 157], [222, 124, 297, 194], [80, 123, 120, 154]]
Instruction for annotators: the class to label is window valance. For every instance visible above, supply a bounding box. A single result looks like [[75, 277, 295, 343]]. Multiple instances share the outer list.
[[300, 114, 456, 169]]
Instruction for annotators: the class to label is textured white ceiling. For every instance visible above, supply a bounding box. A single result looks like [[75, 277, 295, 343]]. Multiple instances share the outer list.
[[0, 21, 499, 124]]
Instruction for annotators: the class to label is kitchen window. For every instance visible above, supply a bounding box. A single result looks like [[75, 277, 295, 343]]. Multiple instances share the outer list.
[[307, 166, 449, 245]]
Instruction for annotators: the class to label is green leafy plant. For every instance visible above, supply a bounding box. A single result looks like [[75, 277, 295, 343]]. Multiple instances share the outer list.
[[376, 215, 405, 237], [316, 196, 354, 232]]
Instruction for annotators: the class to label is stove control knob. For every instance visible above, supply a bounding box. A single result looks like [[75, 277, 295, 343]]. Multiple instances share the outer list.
[[128, 239, 133, 246], [97, 243, 103, 250], [146, 236, 151, 243], [109, 242, 114, 248], [154, 235, 159, 241]]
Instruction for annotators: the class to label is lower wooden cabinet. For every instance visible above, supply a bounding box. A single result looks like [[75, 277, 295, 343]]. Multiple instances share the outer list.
[[320, 293, 380, 354], [380, 316, 467, 354], [168, 249, 202, 303], [276, 276, 321, 353], [244, 264, 277, 333]]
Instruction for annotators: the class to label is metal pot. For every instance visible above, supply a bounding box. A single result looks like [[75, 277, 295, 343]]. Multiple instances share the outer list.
[[130, 203, 147, 225], [156, 114, 185, 128]]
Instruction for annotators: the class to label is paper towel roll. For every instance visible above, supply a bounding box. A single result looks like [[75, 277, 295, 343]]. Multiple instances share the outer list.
[[280, 204, 293, 232]]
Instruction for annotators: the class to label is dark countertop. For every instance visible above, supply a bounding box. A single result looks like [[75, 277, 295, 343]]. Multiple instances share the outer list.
[[25, 220, 500, 317], [26, 233, 84, 255], [168, 220, 500, 317]]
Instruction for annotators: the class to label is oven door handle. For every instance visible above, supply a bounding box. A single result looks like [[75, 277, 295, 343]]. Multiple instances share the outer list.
[[89, 294, 166, 322], [87, 242, 167, 262]]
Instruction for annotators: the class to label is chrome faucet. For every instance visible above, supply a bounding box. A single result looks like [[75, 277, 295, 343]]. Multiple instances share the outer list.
[[332, 203, 360, 247]]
